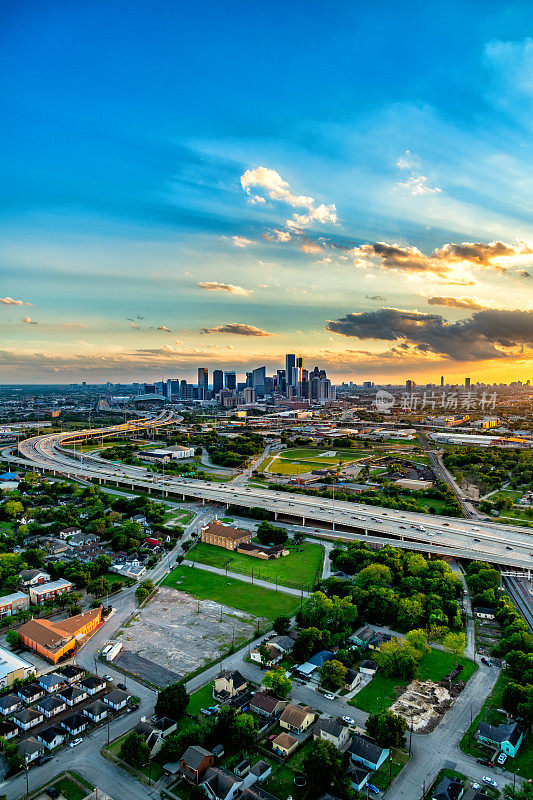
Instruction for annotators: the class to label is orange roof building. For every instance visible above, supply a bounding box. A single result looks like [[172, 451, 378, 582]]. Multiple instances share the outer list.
[[18, 607, 102, 664]]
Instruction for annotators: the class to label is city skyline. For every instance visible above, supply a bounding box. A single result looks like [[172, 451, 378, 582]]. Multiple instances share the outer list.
[[2, 1, 533, 384]]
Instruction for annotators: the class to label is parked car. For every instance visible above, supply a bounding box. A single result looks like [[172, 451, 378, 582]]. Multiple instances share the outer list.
[[342, 715, 355, 725], [497, 753, 507, 765], [477, 758, 491, 766], [481, 657, 492, 666], [323, 693, 335, 700], [103, 675, 112, 681], [117, 683, 127, 691], [367, 784, 380, 795], [483, 777, 497, 788], [69, 738, 83, 748]]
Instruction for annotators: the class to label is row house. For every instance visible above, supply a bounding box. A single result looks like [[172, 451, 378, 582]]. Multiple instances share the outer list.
[[0, 591, 30, 617], [19, 569, 51, 589], [29, 579, 73, 606]]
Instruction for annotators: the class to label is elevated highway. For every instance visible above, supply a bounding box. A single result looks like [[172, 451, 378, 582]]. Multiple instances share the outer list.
[[7, 418, 533, 570]]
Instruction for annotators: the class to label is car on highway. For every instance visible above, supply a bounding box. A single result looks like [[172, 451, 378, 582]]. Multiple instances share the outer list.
[[483, 777, 497, 788], [69, 738, 83, 748], [473, 538, 480, 542], [506, 546, 513, 550]]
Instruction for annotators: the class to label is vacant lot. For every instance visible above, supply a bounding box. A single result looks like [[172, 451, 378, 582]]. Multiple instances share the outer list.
[[163, 566, 300, 619], [189, 541, 323, 590], [115, 586, 259, 679], [350, 649, 477, 713]]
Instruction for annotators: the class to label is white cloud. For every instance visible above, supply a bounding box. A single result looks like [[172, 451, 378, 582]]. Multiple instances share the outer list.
[[398, 176, 441, 195], [23, 316, 37, 324], [157, 325, 171, 332], [198, 281, 251, 296], [1, 296, 28, 306], [228, 235, 254, 247], [241, 165, 337, 231]]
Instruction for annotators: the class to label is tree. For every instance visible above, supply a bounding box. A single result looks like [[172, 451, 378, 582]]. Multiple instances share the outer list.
[[232, 713, 257, 750], [406, 629, 430, 655], [292, 627, 323, 662], [356, 563, 393, 589], [503, 783, 533, 799], [303, 739, 344, 798], [273, 615, 290, 635], [120, 731, 149, 767], [155, 682, 189, 719], [257, 642, 274, 666], [4, 501, 23, 520], [442, 631, 466, 665], [263, 668, 292, 699], [366, 709, 407, 747], [6, 630, 19, 647], [318, 659, 347, 691], [373, 638, 423, 680]]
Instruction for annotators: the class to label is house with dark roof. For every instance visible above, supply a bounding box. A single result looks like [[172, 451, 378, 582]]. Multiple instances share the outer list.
[[103, 689, 129, 710], [267, 636, 293, 653], [0, 693, 22, 716], [80, 675, 107, 695], [250, 643, 283, 666], [0, 719, 18, 740], [307, 650, 335, 668], [214, 670, 248, 700], [313, 717, 350, 749], [17, 736, 44, 764], [368, 632, 393, 651], [13, 707, 44, 731], [37, 725, 66, 750], [18, 683, 45, 704], [36, 695, 66, 718], [344, 668, 359, 691], [431, 775, 464, 800], [83, 699, 108, 723], [58, 664, 86, 684], [349, 626, 375, 647], [180, 745, 215, 783], [359, 660, 378, 676], [60, 712, 87, 736], [346, 762, 371, 793], [477, 720, 523, 757], [248, 760, 271, 783], [202, 766, 243, 800], [349, 734, 389, 771], [249, 692, 287, 719], [279, 704, 315, 734], [59, 685, 88, 707]]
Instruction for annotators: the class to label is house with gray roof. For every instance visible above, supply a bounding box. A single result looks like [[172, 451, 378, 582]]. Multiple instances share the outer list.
[[349, 733, 389, 771], [477, 720, 523, 757], [180, 745, 215, 783], [202, 766, 242, 800]]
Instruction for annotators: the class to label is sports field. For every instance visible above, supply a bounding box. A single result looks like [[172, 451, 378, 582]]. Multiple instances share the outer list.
[[189, 541, 323, 590], [262, 447, 367, 476], [162, 566, 301, 619]]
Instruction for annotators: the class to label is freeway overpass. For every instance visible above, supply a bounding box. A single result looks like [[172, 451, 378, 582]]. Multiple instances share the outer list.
[[6, 418, 533, 570]]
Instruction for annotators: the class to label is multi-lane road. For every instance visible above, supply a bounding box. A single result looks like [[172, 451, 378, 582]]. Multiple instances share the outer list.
[[6, 417, 533, 569]]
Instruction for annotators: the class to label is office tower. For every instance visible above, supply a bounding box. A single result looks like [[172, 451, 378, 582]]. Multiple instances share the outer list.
[[167, 379, 180, 399], [406, 379, 415, 393], [310, 376, 320, 400], [276, 369, 286, 393], [245, 372, 253, 388], [440, 376, 444, 387], [285, 354, 295, 391], [154, 380, 165, 396], [212, 370, 223, 396], [252, 366, 266, 396], [179, 379, 188, 399], [319, 378, 332, 400], [465, 377, 471, 390], [224, 371, 236, 391], [244, 387, 255, 403], [197, 367, 208, 399]]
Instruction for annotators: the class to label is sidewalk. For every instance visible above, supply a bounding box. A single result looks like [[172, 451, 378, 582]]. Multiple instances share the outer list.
[[183, 560, 310, 598]]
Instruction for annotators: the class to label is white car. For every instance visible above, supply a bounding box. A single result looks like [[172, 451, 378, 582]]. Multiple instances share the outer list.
[[482, 777, 497, 788], [69, 738, 83, 748], [497, 752, 507, 765], [342, 715, 355, 725], [323, 693, 335, 700]]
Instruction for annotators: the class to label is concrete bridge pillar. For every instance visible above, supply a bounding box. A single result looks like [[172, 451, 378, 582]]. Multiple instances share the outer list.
[[202, 498, 205, 506], [274, 511, 278, 520], [182, 494, 186, 501], [302, 517, 305, 526]]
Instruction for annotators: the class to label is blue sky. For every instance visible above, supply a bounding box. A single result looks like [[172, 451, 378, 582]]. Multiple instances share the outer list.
[[1, 0, 533, 383]]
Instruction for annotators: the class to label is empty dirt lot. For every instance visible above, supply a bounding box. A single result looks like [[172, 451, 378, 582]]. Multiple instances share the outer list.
[[116, 586, 261, 680]]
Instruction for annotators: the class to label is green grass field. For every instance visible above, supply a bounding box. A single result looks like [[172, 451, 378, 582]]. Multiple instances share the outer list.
[[53, 776, 92, 800], [187, 682, 215, 717], [162, 566, 300, 620], [189, 541, 323, 590], [166, 509, 195, 525], [351, 649, 477, 713]]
